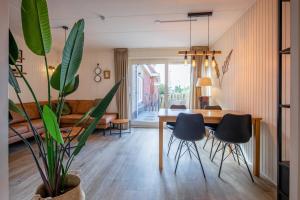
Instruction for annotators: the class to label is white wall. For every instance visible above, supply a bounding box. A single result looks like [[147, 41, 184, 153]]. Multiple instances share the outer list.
[[290, 0, 300, 198], [0, 0, 9, 199], [66, 48, 117, 112], [8, 33, 61, 103], [212, 0, 280, 183], [8, 35, 118, 112]]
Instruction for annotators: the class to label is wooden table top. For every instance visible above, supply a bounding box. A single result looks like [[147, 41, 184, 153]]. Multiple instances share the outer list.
[[158, 109, 261, 123], [112, 119, 129, 124]]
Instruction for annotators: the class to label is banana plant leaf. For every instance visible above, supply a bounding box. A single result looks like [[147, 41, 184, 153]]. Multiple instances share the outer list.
[[50, 65, 79, 96], [9, 99, 25, 117], [60, 19, 84, 91], [21, 0, 52, 55], [9, 66, 21, 93], [73, 80, 121, 155], [64, 75, 79, 96], [42, 105, 64, 144], [9, 30, 19, 65]]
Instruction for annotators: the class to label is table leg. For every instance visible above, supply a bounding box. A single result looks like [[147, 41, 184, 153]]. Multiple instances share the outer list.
[[159, 119, 164, 170], [253, 119, 261, 177]]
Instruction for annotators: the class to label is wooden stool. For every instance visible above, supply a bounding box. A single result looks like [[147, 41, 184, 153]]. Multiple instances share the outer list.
[[110, 119, 131, 137]]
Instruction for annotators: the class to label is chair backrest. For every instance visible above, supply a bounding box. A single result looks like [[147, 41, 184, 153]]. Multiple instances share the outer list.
[[170, 104, 187, 109], [204, 105, 222, 110], [173, 113, 206, 141], [215, 114, 252, 143]]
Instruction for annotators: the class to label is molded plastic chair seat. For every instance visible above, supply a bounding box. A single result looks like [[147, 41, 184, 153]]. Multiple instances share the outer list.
[[214, 114, 254, 182], [172, 113, 206, 179], [166, 105, 187, 156]]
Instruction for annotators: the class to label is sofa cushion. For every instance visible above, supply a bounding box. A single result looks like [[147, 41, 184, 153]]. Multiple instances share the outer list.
[[9, 122, 29, 137], [10, 103, 41, 124], [75, 100, 95, 114], [60, 113, 117, 125], [30, 119, 44, 129], [60, 114, 87, 124]]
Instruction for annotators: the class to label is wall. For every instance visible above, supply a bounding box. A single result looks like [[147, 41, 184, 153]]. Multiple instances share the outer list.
[[0, 0, 9, 199], [8, 33, 61, 103], [212, 0, 282, 183], [8, 35, 117, 112], [290, 0, 300, 198], [66, 48, 117, 112]]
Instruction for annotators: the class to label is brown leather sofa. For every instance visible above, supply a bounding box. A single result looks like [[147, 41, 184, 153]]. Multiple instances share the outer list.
[[9, 100, 118, 144]]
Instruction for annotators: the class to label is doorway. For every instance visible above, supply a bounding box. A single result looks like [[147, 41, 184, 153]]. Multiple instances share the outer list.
[[130, 61, 191, 126]]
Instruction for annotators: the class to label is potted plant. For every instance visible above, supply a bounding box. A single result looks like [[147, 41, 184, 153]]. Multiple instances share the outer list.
[[8, 0, 121, 199]]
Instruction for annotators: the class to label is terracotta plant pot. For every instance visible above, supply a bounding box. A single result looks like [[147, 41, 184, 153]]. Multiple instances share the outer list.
[[32, 174, 85, 200]]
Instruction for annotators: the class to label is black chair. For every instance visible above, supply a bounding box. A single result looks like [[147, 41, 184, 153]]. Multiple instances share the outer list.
[[202, 105, 222, 159], [213, 114, 254, 182], [173, 113, 206, 179], [166, 105, 187, 156]]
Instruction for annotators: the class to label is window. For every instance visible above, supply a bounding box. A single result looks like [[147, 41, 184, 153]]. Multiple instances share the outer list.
[[137, 76, 143, 103]]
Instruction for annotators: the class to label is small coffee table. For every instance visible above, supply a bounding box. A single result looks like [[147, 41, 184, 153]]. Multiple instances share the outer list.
[[41, 127, 85, 157], [110, 119, 131, 137]]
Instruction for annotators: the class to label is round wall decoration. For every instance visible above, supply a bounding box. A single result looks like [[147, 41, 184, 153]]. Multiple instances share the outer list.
[[94, 63, 103, 82]]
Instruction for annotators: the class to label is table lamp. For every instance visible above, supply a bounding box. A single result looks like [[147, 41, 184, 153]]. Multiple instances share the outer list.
[[196, 77, 212, 108]]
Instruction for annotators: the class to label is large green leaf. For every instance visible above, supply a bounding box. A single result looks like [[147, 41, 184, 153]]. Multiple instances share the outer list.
[[9, 30, 19, 65], [50, 64, 61, 90], [21, 0, 52, 55], [90, 80, 121, 117], [64, 75, 79, 96], [9, 99, 25, 117], [9, 66, 21, 93], [42, 105, 64, 144], [73, 80, 121, 155], [60, 19, 84, 90], [51, 65, 79, 96]]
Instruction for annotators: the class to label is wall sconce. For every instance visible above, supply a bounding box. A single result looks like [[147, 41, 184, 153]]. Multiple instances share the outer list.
[[48, 66, 55, 73]]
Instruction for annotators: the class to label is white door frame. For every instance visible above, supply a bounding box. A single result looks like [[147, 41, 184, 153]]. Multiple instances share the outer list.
[[290, 0, 300, 199], [0, 0, 9, 199], [128, 59, 189, 127]]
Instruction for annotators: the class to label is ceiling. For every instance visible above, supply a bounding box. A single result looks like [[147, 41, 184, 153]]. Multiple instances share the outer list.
[[9, 0, 255, 49]]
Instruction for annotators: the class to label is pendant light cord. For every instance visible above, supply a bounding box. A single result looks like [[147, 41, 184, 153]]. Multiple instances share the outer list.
[[190, 17, 192, 51], [208, 15, 210, 49]]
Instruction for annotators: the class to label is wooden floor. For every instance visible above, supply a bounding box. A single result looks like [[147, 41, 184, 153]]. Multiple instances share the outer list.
[[9, 128, 276, 200]]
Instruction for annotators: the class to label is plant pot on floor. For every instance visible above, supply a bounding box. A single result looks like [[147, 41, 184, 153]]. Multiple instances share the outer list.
[[32, 174, 85, 200]]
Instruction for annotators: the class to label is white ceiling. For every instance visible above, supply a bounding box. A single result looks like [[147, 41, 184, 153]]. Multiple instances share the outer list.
[[9, 0, 255, 49]]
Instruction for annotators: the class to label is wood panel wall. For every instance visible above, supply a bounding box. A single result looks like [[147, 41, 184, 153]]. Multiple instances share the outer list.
[[212, 0, 290, 183]]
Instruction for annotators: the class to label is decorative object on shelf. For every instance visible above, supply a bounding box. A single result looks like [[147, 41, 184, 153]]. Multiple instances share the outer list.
[[11, 64, 27, 77], [10, 49, 27, 78], [104, 70, 111, 79], [16, 50, 24, 63], [215, 49, 233, 88], [178, 12, 222, 67], [94, 63, 102, 82]]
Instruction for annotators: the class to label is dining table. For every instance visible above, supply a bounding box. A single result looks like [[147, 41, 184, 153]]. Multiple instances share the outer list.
[[158, 108, 262, 177]]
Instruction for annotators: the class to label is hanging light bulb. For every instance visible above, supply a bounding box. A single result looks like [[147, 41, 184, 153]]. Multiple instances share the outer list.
[[192, 55, 196, 67], [211, 55, 216, 68], [184, 51, 188, 65], [192, 50, 196, 67], [204, 54, 209, 67]]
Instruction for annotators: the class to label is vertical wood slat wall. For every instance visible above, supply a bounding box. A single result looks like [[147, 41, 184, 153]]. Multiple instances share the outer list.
[[212, 0, 290, 183]]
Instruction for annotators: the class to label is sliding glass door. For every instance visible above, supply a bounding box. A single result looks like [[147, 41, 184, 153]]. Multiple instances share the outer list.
[[130, 60, 191, 126]]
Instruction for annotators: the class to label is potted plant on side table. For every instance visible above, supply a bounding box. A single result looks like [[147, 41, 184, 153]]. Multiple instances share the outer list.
[[8, 0, 121, 199]]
